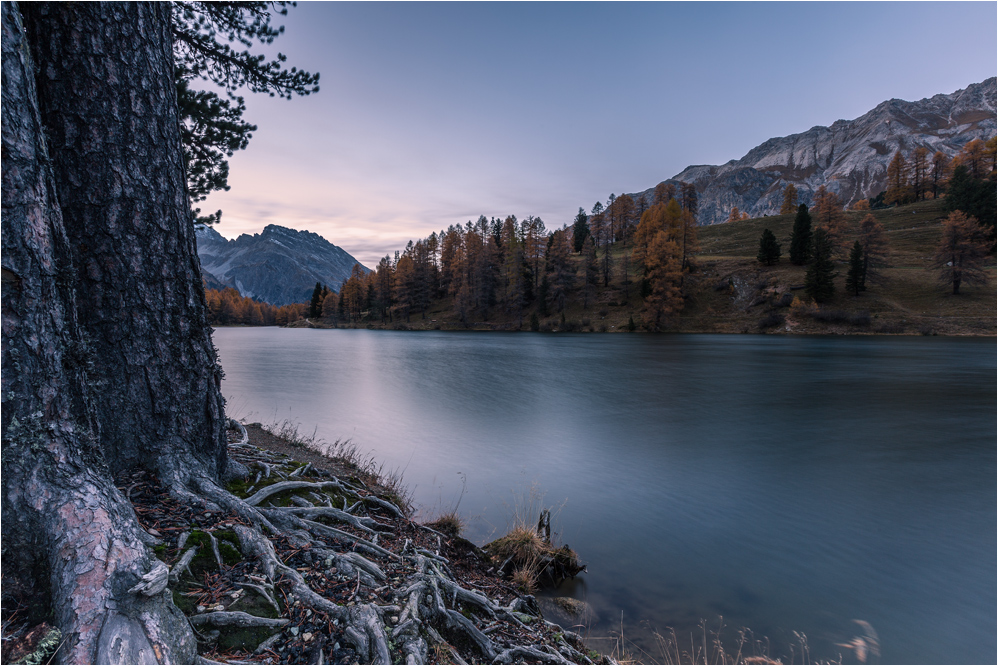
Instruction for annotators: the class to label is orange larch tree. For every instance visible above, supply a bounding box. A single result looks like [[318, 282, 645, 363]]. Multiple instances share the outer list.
[[931, 211, 992, 295], [885, 150, 911, 206], [780, 183, 799, 215]]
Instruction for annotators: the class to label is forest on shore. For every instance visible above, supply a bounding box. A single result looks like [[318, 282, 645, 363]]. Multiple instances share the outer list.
[[213, 138, 996, 335]]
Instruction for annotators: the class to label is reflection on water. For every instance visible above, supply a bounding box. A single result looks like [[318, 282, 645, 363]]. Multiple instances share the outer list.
[[214, 329, 996, 664]]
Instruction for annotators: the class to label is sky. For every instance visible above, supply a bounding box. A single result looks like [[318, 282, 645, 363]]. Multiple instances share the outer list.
[[201, 2, 998, 267]]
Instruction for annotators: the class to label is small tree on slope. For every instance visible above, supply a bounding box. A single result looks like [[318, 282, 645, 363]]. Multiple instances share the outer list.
[[804, 227, 836, 303], [757, 228, 782, 266]]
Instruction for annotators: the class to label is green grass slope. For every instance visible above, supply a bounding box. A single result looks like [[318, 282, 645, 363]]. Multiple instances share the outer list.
[[688, 199, 995, 335], [317, 199, 994, 336]]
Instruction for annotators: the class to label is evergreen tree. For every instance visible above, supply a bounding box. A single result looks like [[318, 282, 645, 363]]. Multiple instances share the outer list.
[[911, 146, 929, 201], [677, 206, 699, 273], [789, 203, 813, 265], [601, 235, 614, 287], [606, 193, 617, 242], [0, 4, 317, 657], [945, 164, 997, 229], [858, 214, 890, 285], [394, 254, 414, 321], [546, 230, 574, 313], [845, 241, 866, 296], [309, 282, 323, 318], [572, 207, 590, 252], [171, 2, 319, 223], [931, 151, 951, 199], [757, 229, 781, 266], [680, 182, 698, 217], [931, 211, 992, 295], [804, 228, 836, 303], [537, 274, 550, 318], [524, 215, 546, 294], [581, 235, 599, 309], [589, 201, 607, 255]]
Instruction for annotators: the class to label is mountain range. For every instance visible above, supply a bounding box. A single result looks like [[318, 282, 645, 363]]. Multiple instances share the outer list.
[[629, 78, 996, 225], [197, 79, 995, 304], [196, 224, 367, 306]]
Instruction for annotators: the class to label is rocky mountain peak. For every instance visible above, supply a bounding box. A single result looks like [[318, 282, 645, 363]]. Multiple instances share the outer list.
[[629, 78, 996, 225], [195, 224, 367, 306]]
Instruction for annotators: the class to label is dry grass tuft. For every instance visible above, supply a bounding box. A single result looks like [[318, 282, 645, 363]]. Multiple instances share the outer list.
[[484, 486, 583, 591], [265, 419, 321, 449], [586, 616, 808, 665], [263, 419, 414, 516], [487, 525, 545, 564], [511, 557, 540, 593], [425, 511, 464, 538]]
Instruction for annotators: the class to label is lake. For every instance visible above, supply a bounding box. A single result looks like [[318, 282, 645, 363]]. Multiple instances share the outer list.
[[213, 328, 996, 664]]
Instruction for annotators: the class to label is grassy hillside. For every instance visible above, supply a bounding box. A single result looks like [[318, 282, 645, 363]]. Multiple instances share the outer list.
[[688, 198, 995, 335], [315, 199, 994, 336]]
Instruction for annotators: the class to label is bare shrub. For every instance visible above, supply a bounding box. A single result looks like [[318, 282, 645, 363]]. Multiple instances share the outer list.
[[849, 311, 871, 326], [789, 296, 818, 319], [264, 419, 414, 515], [876, 321, 906, 334], [424, 511, 463, 538], [758, 312, 785, 330], [811, 309, 850, 323], [511, 558, 539, 593]]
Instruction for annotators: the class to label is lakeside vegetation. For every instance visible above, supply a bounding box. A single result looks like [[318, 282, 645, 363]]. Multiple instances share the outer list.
[[204, 287, 309, 326], [279, 201, 993, 337], [221, 140, 994, 336]]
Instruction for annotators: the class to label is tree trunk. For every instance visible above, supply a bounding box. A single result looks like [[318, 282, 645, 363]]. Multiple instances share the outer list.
[[1, 4, 197, 662], [21, 2, 227, 486]]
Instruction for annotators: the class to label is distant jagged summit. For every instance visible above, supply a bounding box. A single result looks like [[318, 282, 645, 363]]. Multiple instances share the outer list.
[[196, 224, 367, 306], [630, 78, 996, 225]]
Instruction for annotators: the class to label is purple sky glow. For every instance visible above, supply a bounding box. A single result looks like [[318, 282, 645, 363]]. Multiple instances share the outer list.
[[200, 2, 998, 267]]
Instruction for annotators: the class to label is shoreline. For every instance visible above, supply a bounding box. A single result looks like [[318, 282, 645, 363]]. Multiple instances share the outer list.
[[155, 422, 604, 664], [215, 319, 997, 337]]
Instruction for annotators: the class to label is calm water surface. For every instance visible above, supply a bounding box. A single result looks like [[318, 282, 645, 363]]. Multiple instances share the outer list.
[[214, 329, 996, 664]]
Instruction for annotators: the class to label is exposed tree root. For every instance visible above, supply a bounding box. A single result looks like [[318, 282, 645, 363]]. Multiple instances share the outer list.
[[190, 611, 290, 630], [19, 429, 610, 665]]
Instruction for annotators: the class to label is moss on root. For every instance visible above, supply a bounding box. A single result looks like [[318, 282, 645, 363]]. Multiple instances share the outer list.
[[215, 625, 282, 653]]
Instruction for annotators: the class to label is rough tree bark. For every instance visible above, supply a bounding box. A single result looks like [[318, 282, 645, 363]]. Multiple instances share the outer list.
[[20, 1, 228, 486], [5, 6, 585, 665], [1, 3, 198, 662]]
